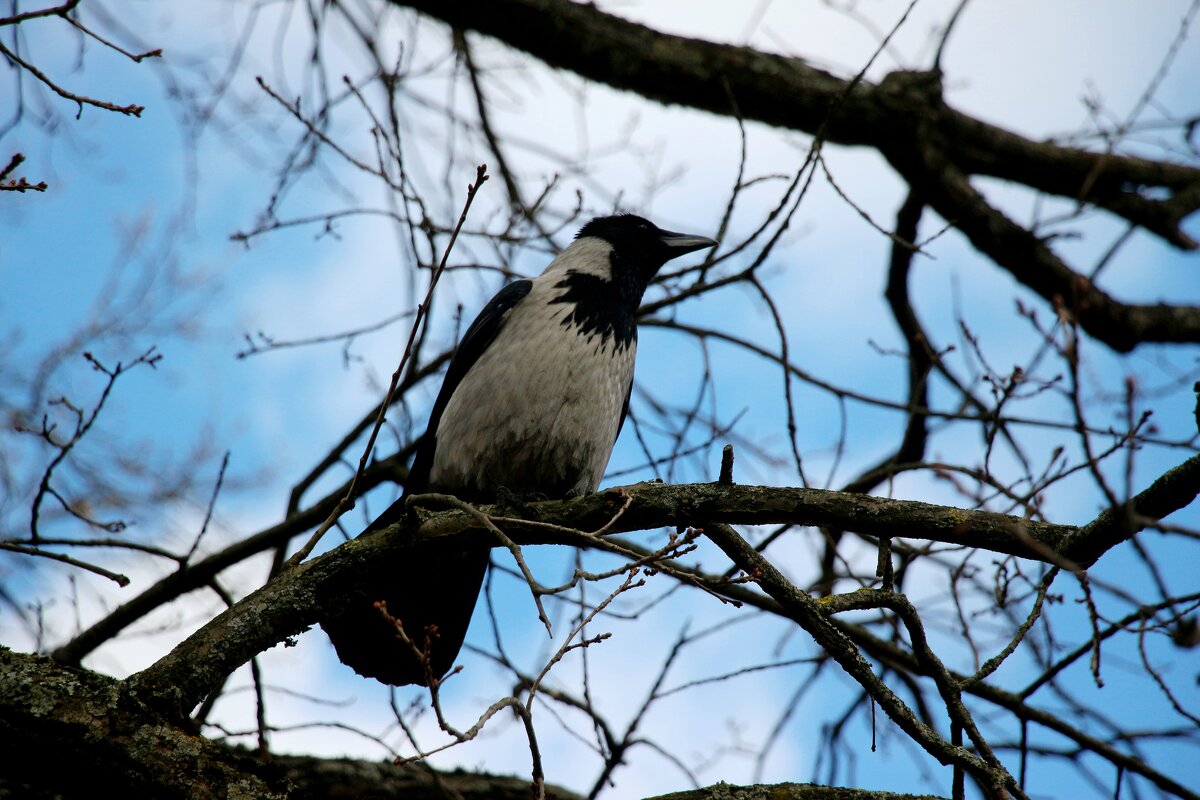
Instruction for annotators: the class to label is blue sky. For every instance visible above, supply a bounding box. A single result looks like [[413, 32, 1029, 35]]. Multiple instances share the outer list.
[[4, 1, 1200, 798]]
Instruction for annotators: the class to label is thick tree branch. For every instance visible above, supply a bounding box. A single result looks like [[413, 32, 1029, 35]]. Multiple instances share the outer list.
[[875, 70, 1200, 353], [279, 752, 583, 799], [51, 474, 1060, 667], [0, 648, 288, 799], [396, 0, 1200, 241], [0, 648, 580, 800], [391, 0, 1200, 351], [125, 451, 1198, 719], [1066, 451, 1200, 566], [645, 784, 946, 800], [63, 442, 1196, 677]]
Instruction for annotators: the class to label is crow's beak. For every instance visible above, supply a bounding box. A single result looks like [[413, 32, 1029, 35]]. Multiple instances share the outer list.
[[659, 230, 719, 259]]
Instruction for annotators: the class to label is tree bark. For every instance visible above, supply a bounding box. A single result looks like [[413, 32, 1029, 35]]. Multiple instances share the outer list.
[[0, 647, 583, 799], [125, 461, 1199, 721], [647, 783, 946, 800]]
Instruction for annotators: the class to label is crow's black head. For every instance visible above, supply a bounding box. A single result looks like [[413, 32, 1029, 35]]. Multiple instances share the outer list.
[[577, 214, 717, 287], [552, 214, 717, 351]]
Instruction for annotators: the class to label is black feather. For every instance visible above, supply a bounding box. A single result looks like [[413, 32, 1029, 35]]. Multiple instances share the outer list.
[[550, 271, 637, 351]]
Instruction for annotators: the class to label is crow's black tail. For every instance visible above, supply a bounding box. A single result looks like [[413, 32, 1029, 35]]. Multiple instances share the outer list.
[[320, 534, 489, 686], [318, 430, 487, 687]]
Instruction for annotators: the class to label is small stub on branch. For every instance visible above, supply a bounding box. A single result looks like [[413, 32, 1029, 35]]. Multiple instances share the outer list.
[[719, 444, 735, 485]]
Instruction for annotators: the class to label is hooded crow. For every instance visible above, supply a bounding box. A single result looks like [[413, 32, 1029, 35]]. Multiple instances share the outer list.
[[321, 213, 717, 686]]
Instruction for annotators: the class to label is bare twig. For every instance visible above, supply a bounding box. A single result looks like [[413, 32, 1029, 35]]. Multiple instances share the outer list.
[[0, 40, 145, 118], [0, 153, 47, 192], [0, 541, 129, 586]]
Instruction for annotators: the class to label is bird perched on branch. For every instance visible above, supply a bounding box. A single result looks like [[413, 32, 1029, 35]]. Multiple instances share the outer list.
[[321, 213, 717, 686]]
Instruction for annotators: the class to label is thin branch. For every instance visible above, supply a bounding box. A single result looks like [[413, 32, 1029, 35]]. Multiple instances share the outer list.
[[0, 0, 80, 26], [283, 164, 489, 567], [0, 40, 145, 118], [0, 541, 129, 586], [0, 153, 47, 192]]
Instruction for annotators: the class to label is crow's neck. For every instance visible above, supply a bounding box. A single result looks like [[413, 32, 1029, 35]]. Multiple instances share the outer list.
[[549, 256, 646, 351]]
